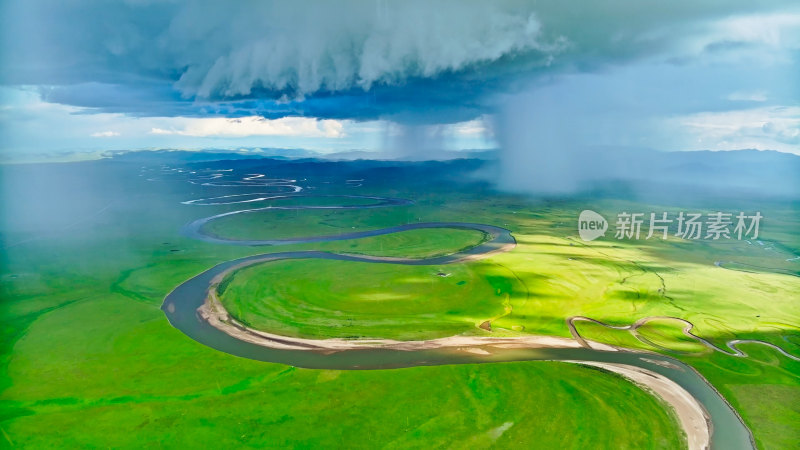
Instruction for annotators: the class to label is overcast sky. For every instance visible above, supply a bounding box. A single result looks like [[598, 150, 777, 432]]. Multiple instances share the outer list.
[[0, 0, 798, 158]]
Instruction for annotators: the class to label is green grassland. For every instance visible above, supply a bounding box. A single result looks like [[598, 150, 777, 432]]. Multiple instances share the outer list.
[[219, 259, 513, 340], [3, 301, 686, 450], [207, 195, 800, 348], [2, 161, 799, 448], [317, 227, 489, 258], [633, 319, 711, 354], [202, 205, 419, 240], [195, 185, 800, 448], [0, 209, 686, 448]]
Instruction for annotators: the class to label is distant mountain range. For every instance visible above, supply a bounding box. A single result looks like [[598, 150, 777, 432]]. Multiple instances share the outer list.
[[103, 147, 497, 163], [97, 147, 800, 200]]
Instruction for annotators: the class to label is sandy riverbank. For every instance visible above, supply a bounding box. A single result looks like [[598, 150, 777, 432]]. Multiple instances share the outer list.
[[199, 292, 709, 449], [567, 361, 710, 450], [198, 289, 614, 352], [199, 289, 709, 449]]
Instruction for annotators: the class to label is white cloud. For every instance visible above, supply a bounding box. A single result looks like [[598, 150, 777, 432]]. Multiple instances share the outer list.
[[674, 106, 800, 153], [726, 90, 768, 102], [149, 116, 345, 138], [675, 10, 800, 65], [709, 12, 800, 48], [90, 130, 120, 137], [451, 118, 491, 136], [1, 87, 380, 155]]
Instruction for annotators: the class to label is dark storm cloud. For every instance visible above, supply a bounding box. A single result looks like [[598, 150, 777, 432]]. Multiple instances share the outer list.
[[1, 0, 796, 122]]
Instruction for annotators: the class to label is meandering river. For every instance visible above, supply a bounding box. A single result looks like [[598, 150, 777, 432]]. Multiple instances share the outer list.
[[163, 194, 755, 449]]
